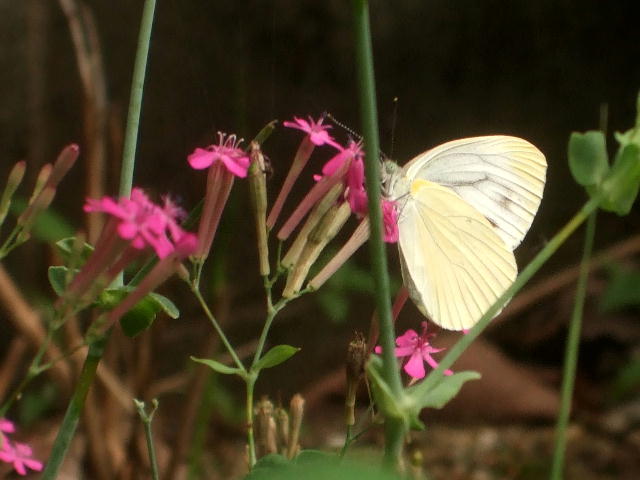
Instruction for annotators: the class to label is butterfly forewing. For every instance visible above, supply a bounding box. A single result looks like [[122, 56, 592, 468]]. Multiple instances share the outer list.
[[403, 136, 546, 250], [397, 179, 517, 330]]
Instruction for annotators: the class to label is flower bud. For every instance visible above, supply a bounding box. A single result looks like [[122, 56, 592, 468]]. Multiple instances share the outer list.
[[255, 397, 277, 458], [249, 142, 270, 276], [0, 161, 26, 226], [46, 144, 79, 190], [345, 331, 367, 426], [274, 407, 290, 454], [281, 182, 344, 269], [283, 201, 350, 297], [308, 218, 369, 291], [287, 394, 305, 459]]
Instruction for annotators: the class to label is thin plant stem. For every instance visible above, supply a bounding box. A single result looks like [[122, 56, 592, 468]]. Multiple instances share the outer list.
[[245, 375, 257, 467], [550, 210, 597, 480], [41, 332, 110, 479], [421, 194, 603, 390], [135, 399, 160, 480], [119, 0, 156, 199], [189, 284, 245, 373], [351, 0, 404, 469]]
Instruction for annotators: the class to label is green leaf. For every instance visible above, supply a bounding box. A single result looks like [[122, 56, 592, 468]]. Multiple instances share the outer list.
[[55, 237, 94, 266], [365, 355, 408, 423], [600, 143, 640, 215], [191, 356, 243, 376], [119, 296, 160, 337], [149, 292, 179, 319], [48, 265, 72, 296], [599, 264, 640, 312], [406, 370, 481, 411], [254, 345, 300, 371], [97, 288, 179, 320], [568, 131, 609, 187]]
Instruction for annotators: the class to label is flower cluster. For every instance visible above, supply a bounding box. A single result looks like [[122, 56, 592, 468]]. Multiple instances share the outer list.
[[62, 188, 197, 322], [0, 418, 42, 476], [376, 321, 453, 381]]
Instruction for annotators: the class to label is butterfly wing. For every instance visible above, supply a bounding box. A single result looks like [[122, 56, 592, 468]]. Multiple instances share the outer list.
[[403, 136, 546, 250], [398, 179, 517, 330]]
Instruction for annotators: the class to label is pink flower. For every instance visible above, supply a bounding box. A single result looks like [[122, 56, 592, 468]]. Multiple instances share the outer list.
[[0, 440, 43, 476], [0, 419, 15, 434], [376, 322, 453, 380], [313, 141, 370, 216], [382, 199, 399, 243], [187, 132, 250, 177], [283, 115, 341, 149], [84, 188, 190, 259]]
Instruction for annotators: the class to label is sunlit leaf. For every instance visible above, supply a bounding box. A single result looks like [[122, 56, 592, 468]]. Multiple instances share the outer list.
[[568, 131, 609, 187]]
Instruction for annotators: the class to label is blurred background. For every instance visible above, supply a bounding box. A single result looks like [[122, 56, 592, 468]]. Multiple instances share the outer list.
[[1, 0, 640, 478]]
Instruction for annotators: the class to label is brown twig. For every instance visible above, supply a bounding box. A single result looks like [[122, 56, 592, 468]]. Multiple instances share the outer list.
[[57, 0, 109, 243], [0, 337, 29, 399]]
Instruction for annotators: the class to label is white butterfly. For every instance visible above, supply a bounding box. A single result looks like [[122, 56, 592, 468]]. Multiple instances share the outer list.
[[382, 136, 547, 331]]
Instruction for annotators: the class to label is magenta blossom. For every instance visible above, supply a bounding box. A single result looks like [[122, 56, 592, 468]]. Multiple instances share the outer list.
[[187, 132, 250, 177], [283, 115, 341, 149], [382, 199, 399, 243], [84, 188, 192, 259], [376, 322, 453, 380], [314, 141, 369, 216], [0, 419, 15, 434], [0, 440, 43, 476]]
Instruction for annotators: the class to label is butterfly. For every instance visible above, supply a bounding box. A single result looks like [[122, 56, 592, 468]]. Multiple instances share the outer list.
[[382, 136, 547, 331]]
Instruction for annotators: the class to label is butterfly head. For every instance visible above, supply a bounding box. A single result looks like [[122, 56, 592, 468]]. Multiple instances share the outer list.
[[381, 159, 409, 201]]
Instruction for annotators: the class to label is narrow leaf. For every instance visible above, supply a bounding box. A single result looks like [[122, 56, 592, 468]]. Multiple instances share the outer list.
[[149, 292, 180, 319], [48, 266, 70, 296], [191, 356, 243, 375], [407, 371, 481, 410], [254, 345, 300, 371]]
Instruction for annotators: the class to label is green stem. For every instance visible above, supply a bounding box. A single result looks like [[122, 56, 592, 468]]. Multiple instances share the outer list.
[[245, 374, 257, 467], [41, 333, 110, 479], [190, 284, 245, 372], [351, 0, 404, 469], [119, 0, 157, 199], [135, 399, 160, 480], [422, 194, 603, 391], [550, 210, 597, 480]]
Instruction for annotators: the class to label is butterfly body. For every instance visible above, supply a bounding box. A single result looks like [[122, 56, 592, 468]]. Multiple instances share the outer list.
[[382, 136, 547, 331]]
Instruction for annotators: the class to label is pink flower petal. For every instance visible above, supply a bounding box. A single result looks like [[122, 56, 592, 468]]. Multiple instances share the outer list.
[[403, 350, 426, 379], [187, 148, 215, 169]]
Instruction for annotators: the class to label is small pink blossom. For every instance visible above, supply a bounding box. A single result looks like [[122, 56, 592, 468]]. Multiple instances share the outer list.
[[313, 141, 370, 216], [187, 132, 250, 177], [0, 440, 43, 476], [0, 419, 15, 434], [84, 188, 191, 259], [382, 199, 399, 243], [376, 322, 453, 380], [283, 115, 341, 149]]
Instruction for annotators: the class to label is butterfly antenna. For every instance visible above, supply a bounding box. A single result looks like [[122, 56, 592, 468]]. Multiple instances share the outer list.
[[389, 96, 399, 160], [326, 112, 362, 142]]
